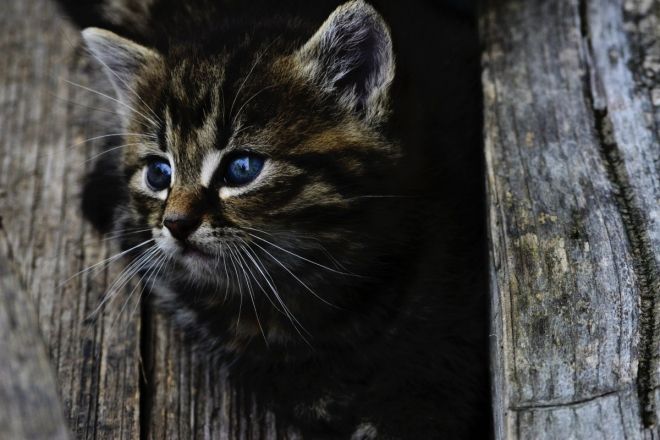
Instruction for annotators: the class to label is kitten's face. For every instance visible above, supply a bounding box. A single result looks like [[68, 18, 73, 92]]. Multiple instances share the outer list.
[[85, 1, 399, 310]]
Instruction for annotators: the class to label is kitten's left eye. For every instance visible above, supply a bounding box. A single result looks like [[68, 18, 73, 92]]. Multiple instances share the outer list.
[[224, 154, 265, 186], [146, 159, 172, 191]]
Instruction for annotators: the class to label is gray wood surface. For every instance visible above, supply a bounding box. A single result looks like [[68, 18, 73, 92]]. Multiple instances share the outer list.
[[481, 0, 660, 438], [0, 230, 70, 439], [0, 0, 142, 438]]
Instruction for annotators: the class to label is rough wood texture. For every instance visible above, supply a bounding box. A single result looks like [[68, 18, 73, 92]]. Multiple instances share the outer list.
[[0, 234, 70, 439], [0, 0, 143, 438], [482, 0, 660, 438]]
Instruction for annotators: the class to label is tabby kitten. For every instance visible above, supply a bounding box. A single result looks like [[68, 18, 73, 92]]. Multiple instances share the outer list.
[[61, 0, 488, 438]]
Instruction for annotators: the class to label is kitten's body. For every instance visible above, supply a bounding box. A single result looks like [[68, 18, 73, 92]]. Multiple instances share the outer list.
[[59, 1, 488, 438]]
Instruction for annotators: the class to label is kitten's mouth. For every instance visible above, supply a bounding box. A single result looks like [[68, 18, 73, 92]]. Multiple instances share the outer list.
[[180, 242, 214, 259]]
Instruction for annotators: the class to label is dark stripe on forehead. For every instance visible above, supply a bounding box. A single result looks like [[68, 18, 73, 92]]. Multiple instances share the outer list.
[[166, 90, 216, 136], [157, 117, 167, 151]]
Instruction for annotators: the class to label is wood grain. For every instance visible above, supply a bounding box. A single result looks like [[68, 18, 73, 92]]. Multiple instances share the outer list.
[[0, 231, 70, 439], [0, 0, 141, 438], [481, 0, 660, 437]]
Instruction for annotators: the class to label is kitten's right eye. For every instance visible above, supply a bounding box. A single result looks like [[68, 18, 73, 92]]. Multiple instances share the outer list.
[[146, 160, 172, 191]]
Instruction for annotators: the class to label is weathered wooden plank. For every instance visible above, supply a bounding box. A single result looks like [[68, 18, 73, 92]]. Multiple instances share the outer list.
[[482, 0, 660, 437], [0, 235, 70, 440], [585, 0, 660, 426], [0, 0, 141, 437]]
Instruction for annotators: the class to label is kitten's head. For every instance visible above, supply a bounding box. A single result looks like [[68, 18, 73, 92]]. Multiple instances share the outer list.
[[84, 1, 404, 340]]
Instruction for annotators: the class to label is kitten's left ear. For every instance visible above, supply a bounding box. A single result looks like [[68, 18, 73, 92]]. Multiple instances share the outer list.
[[82, 28, 162, 120], [295, 1, 395, 123]]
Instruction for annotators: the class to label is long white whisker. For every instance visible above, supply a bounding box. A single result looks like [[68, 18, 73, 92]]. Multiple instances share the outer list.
[[232, 243, 268, 345], [70, 133, 156, 149], [221, 246, 231, 302], [234, 243, 285, 316], [64, 79, 159, 128], [246, 231, 357, 277], [108, 248, 163, 331], [226, 244, 244, 331], [231, 85, 275, 126], [83, 142, 145, 163], [102, 228, 153, 242], [228, 41, 275, 121], [83, 46, 162, 124], [128, 251, 168, 322], [88, 245, 159, 319], [49, 91, 133, 118], [239, 240, 311, 340], [241, 226, 348, 271], [60, 238, 155, 287], [249, 240, 337, 309]]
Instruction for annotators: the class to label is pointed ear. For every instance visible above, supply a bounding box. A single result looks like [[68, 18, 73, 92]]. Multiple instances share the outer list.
[[81, 28, 162, 111], [295, 1, 395, 122]]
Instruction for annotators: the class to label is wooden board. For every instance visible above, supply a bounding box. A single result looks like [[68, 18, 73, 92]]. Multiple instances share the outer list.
[[0, 232, 70, 439], [481, 0, 660, 437], [0, 0, 142, 438]]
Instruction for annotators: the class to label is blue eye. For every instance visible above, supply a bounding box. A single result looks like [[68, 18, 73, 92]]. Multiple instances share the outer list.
[[224, 154, 265, 186], [146, 160, 172, 191]]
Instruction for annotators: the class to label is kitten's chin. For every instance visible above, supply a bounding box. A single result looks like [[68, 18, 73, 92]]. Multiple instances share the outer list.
[[156, 236, 217, 270]]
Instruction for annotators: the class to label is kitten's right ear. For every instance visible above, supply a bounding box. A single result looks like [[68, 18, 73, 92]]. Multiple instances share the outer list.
[[294, 1, 394, 123], [81, 28, 162, 113]]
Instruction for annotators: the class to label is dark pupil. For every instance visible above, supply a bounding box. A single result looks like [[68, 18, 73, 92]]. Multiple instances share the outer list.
[[227, 155, 264, 185], [147, 161, 171, 190]]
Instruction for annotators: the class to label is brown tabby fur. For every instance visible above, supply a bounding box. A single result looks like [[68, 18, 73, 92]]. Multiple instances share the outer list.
[[60, 0, 489, 438]]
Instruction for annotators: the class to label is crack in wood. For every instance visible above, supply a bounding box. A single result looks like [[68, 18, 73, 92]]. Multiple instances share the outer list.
[[509, 388, 624, 411], [579, 0, 660, 428]]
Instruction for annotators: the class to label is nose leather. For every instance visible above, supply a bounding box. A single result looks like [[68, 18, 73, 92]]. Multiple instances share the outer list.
[[163, 215, 201, 241]]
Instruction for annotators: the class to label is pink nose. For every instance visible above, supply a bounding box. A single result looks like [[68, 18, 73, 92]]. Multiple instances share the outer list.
[[163, 215, 201, 241]]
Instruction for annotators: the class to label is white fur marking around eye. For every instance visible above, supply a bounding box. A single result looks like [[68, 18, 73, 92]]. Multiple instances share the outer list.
[[200, 151, 222, 188], [219, 159, 273, 199], [166, 152, 176, 187]]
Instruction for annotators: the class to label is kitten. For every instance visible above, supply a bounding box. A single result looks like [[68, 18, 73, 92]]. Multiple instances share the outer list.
[[60, 0, 489, 438]]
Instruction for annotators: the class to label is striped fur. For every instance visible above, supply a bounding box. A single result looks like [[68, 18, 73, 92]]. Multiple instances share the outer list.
[[74, 1, 489, 438]]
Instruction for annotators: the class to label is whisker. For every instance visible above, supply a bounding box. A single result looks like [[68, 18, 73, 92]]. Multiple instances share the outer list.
[[88, 245, 159, 319], [83, 142, 144, 164], [249, 240, 337, 309], [221, 246, 231, 302], [128, 251, 169, 322], [231, 243, 268, 345], [82, 45, 162, 124], [108, 248, 163, 331], [239, 227, 348, 271], [245, 229, 358, 277], [59, 238, 155, 287], [69, 133, 156, 149], [234, 243, 287, 317], [64, 78, 159, 128], [239, 240, 311, 341], [228, 41, 276, 122], [102, 228, 153, 242], [49, 91, 130, 118], [225, 243, 244, 331], [231, 85, 276, 126]]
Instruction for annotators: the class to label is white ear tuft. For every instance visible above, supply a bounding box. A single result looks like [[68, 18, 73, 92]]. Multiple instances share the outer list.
[[296, 1, 395, 122]]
